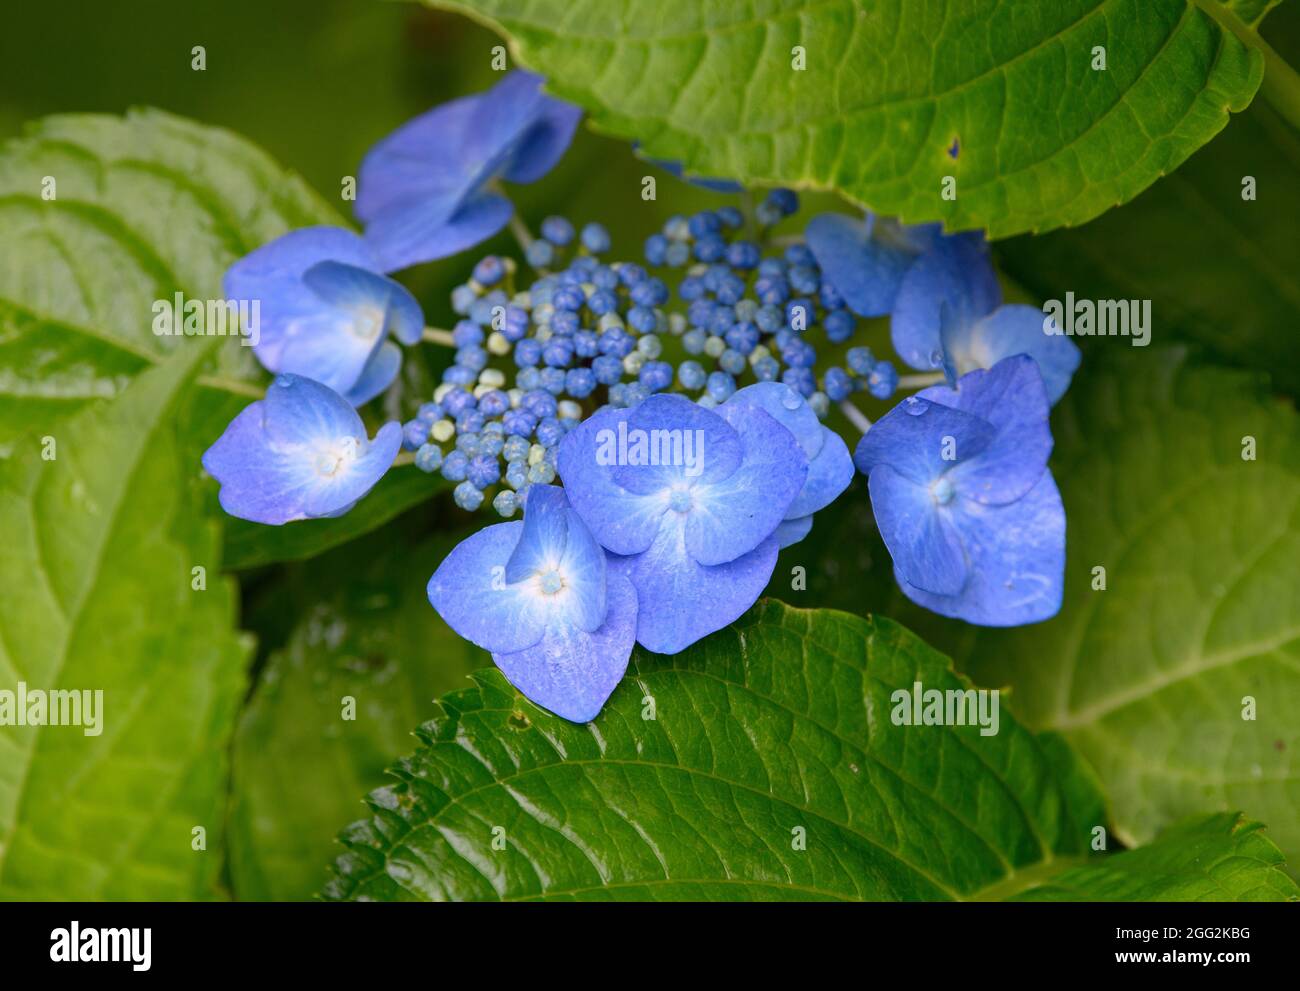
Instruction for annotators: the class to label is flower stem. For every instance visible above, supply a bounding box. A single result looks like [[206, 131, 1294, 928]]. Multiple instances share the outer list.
[[840, 400, 872, 434], [507, 212, 535, 253], [897, 372, 945, 389], [197, 374, 263, 399], [393, 451, 416, 466], [422, 326, 456, 346]]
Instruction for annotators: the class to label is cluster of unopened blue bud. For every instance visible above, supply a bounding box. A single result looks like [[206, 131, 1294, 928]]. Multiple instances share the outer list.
[[399, 189, 901, 515]]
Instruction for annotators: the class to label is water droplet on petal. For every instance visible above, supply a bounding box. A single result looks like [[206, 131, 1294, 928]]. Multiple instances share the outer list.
[[904, 396, 926, 416], [780, 388, 802, 410], [928, 348, 944, 367]]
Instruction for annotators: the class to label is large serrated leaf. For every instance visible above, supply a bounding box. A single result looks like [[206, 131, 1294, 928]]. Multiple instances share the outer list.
[[324, 601, 1114, 901], [432, 0, 1270, 238], [0, 343, 252, 899], [228, 526, 486, 901], [0, 108, 340, 454], [997, 2, 1300, 393], [1009, 813, 1298, 900], [918, 351, 1300, 872]]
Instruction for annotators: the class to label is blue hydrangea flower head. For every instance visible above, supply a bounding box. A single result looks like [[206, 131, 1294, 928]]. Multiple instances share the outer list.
[[723, 382, 853, 547], [558, 394, 807, 653], [357, 70, 582, 271], [804, 212, 943, 317], [202, 374, 402, 525], [223, 227, 424, 405], [427, 484, 637, 722], [853, 355, 1065, 626]]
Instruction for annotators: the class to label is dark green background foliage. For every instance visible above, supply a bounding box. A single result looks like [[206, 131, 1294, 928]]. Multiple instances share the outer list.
[[0, 0, 1296, 901]]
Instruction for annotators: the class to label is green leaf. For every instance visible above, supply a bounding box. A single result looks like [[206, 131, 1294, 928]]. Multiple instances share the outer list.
[[1008, 813, 1299, 901], [324, 601, 1115, 901], [228, 527, 487, 901], [931, 351, 1300, 872], [434, 0, 1268, 237], [0, 108, 341, 454], [221, 468, 449, 570], [996, 3, 1300, 393], [0, 344, 252, 899]]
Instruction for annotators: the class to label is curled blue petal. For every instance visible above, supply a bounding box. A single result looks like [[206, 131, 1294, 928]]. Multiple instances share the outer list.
[[361, 191, 515, 275], [943, 303, 1081, 404], [343, 340, 402, 406], [786, 425, 854, 519], [891, 233, 1001, 370], [688, 401, 807, 565], [504, 484, 608, 634], [557, 406, 675, 556], [630, 518, 779, 654], [895, 471, 1065, 625], [494, 563, 638, 723], [202, 374, 400, 525], [867, 464, 968, 595], [916, 355, 1053, 506], [427, 521, 549, 654], [854, 395, 996, 487], [725, 382, 821, 458], [357, 70, 580, 271], [805, 214, 915, 317], [724, 381, 853, 524], [505, 483, 570, 583], [223, 227, 421, 402], [775, 514, 814, 548], [613, 393, 743, 493]]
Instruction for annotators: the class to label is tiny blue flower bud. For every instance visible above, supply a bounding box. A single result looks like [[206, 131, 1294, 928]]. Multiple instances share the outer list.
[[753, 354, 781, 381], [677, 359, 707, 390], [716, 206, 744, 229], [414, 443, 443, 473], [866, 360, 899, 400], [664, 242, 690, 267], [492, 489, 518, 517], [402, 419, 430, 450], [441, 449, 470, 482], [454, 479, 485, 511], [472, 255, 506, 286], [846, 346, 876, 375], [581, 222, 611, 254], [540, 216, 575, 245], [824, 308, 856, 343], [451, 284, 478, 315], [514, 338, 543, 367], [822, 366, 854, 402], [644, 233, 669, 265], [467, 453, 502, 488], [782, 366, 815, 396], [526, 239, 555, 268], [706, 370, 736, 402], [442, 388, 476, 416], [592, 354, 623, 385]]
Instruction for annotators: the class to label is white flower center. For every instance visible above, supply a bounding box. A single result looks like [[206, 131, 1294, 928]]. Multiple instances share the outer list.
[[315, 437, 361, 477], [352, 303, 386, 341]]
